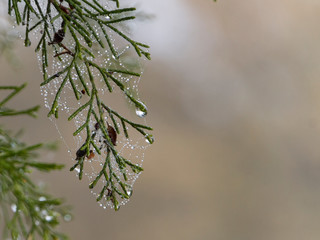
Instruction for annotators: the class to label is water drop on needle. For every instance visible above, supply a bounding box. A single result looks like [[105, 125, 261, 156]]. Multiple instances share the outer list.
[[32, 0, 152, 209], [135, 108, 147, 117], [145, 134, 154, 144], [38, 196, 47, 201], [11, 204, 17, 213], [135, 101, 148, 118], [45, 215, 54, 221]]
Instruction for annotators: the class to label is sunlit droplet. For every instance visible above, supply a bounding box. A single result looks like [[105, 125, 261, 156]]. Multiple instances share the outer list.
[[135, 108, 147, 118], [135, 101, 148, 118], [145, 134, 154, 144], [39, 196, 46, 201], [127, 189, 132, 197], [11, 204, 17, 213], [45, 215, 54, 221]]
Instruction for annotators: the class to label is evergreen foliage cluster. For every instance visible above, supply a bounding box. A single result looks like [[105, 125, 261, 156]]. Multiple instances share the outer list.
[[1, 0, 215, 238], [0, 84, 70, 240]]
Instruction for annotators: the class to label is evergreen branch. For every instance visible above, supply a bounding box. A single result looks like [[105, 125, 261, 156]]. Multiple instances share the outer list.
[[0, 84, 40, 118], [88, 151, 109, 189], [101, 103, 153, 142], [8, 0, 154, 210], [0, 85, 70, 239], [92, 7, 136, 17], [98, 22, 118, 57], [0, 105, 40, 118], [112, 0, 120, 8], [68, 100, 91, 121], [107, 24, 150, 58], [96, 15, 136, 25], [0, 83, 27, 107], [106, 69, 141, 76]]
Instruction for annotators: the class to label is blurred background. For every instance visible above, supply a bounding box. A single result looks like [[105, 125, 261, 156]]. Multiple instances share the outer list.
[[2, 0, 320, 239]]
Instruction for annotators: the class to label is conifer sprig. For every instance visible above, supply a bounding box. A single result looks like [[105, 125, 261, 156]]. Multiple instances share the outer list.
[[8, 0, 153, 210], [0, 83, 70, 240], [0, 84, 40, 117]]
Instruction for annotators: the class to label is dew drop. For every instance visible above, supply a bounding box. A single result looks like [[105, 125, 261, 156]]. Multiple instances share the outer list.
[[63, 214, 72, 222], [135, 108, 147, 118], [38, 196, 47, 201], [11, 204, 17, 213], [41, 209, 48, 216], [45, 215, 54, 222], [135, 101, 148, 118], [145, 134, 154, 144], [127, 189, 133, 197]]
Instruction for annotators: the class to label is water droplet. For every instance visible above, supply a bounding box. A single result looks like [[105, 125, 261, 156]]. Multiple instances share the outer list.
[[135, 101, 148, 117], [11, 204, 17, 213], [127, 189, 133, 197], [136, 108, 147, 118], [38, 196, 46, 201], [45, 215, 54, 221], [41, 209, 48, 215], [145, 134, 154, 144], [63, 214, 72, 222]]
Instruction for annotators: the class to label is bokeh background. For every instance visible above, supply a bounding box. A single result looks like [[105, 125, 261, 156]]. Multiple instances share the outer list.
[[2, 0, 320, 239]]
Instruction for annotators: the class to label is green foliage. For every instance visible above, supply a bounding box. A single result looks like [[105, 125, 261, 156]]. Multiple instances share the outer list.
[[0, 30, 19, 66], [7, 0, 154, 210], [1, 0, 218, 237], [0, 84, 40, 117], [0, 84, 70, 240]]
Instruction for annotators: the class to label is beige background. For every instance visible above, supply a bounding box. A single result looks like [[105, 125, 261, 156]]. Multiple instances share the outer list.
[[2, 0, 320, 239]]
